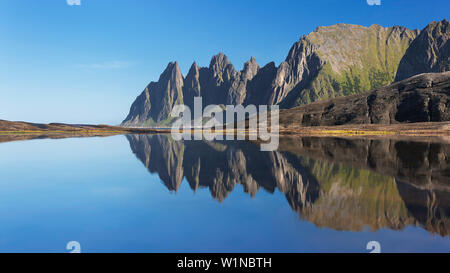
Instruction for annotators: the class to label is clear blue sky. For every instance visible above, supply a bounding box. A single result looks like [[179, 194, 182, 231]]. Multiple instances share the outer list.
[[0, 0, 448, 125]]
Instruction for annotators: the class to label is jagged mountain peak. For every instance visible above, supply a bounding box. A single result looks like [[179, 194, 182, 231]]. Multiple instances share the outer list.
[[242, 56, 259, 79], [209, 52, 232, 68], [208, 52, 237, 88], [420, 19, 449, 42], [164, 61, 179, 69], [243, 56, 258, 70], [186, 61, 200, 77], [248, 56, 257, 63], [427, 19, 449, 29], [159, 61, 183, 81]]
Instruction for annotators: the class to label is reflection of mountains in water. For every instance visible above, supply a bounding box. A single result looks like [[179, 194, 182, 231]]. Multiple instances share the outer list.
[[126, 134, 450, 236]]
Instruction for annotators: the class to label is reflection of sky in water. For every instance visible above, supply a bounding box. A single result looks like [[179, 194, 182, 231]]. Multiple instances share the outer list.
[[0, 135, 448, 253]]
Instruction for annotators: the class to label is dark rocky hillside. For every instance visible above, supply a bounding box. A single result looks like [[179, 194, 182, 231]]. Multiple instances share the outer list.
[[277, 72, 450, 128]]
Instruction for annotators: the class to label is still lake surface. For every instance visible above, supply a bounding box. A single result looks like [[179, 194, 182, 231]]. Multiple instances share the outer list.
[[0, 134, 449, 252]]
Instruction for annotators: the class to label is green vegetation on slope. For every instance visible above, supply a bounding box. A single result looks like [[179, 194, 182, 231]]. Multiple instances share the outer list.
[[287, 24, 418, 107]]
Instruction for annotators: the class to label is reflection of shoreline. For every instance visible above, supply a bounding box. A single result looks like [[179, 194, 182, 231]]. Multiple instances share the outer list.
[[127, 134, 321, 202], [277, 137, 450, 190], [126, 134, 450, 236], [278, 136, 450, 236]]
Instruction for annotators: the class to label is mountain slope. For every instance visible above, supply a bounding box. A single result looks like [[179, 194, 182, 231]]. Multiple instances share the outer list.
[[395, 20, 450, 81], [279, 24, 419, 108]]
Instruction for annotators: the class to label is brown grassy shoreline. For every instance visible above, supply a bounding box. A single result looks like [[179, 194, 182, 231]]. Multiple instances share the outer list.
[[278, 121, 450, 137], [1, 119, 450, 144]]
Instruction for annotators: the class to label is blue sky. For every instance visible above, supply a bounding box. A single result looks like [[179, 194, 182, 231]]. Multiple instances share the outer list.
[[0, 0, 448, 125]]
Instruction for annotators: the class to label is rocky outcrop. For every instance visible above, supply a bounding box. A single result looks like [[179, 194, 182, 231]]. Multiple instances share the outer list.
[[395, 20, 450, 81], [277, 72, 450, 128], [123, 22, 421, 127]]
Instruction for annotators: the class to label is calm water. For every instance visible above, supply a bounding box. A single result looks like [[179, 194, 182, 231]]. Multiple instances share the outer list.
[[0, 134, 449, 253]]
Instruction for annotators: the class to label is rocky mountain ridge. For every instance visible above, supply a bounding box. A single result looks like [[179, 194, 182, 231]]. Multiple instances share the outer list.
[[123, 20, 449, 127]]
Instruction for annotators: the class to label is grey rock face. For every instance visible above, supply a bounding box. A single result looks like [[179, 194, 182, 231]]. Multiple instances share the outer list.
[[182, 62, 202, 110], [228, 56, 259, 105], [395, 20, 450, 81], [122, 62, 184, 127], [243, 62, 277, 105], [273, 37, 323, 105]]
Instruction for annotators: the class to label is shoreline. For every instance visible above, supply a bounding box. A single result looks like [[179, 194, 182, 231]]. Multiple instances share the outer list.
[[278, 121, 450, 137], [1, 120, 450, 143]]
